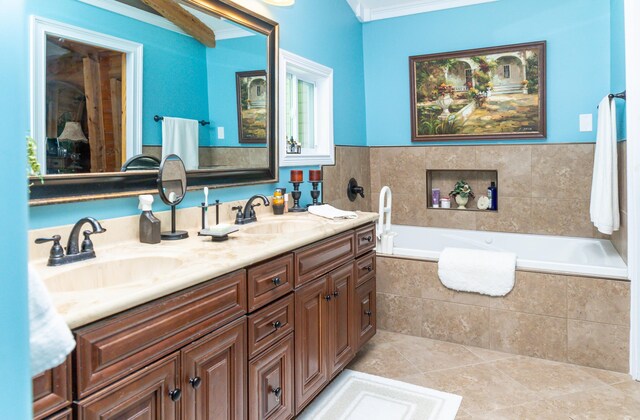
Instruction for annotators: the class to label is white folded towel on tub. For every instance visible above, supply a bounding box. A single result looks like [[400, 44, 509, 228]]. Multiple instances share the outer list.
[[438, 247, 516, 297], [29, 265, 76, 376]]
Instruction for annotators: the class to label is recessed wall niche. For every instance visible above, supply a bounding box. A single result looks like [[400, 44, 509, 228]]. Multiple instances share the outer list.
[[426, 169, 498, 211]]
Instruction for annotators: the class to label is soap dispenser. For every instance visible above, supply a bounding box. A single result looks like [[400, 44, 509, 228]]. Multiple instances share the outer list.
[[139, 194, 161, 244], [487, 182, 498, 211]]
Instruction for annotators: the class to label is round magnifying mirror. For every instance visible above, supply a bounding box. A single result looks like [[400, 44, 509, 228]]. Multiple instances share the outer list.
[[158, 154, 188, 240]]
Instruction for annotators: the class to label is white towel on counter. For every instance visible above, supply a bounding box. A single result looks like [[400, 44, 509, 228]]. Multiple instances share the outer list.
[[308, 204, 358, 220], [162, 117, 199, 170], [438, 247, 516, 297], [29, 265, 75, 376], [590, 96, 620, 235]]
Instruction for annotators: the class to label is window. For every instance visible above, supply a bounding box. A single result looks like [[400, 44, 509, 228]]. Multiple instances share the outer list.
[[503, 65, 511, 78], [279, 50, 334, 167], [465, 68, 473, 86]]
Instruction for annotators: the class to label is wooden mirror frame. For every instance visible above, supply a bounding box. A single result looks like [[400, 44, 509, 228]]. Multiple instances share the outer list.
[[29, 0, 279, 205]]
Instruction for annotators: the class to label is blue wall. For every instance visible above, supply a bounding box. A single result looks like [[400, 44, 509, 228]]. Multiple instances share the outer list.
[[28, 0, 366, 228], [0, 0, 32, 418], [362, 0, 612, 146], [207, 35, 268, 147], [611, 0, 626, 140], [26, 0, 211, 147]]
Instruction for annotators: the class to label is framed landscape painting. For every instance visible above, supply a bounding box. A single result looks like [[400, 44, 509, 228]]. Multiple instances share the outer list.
[[236, 70, 268, 143], [409, 41, 546, 142]]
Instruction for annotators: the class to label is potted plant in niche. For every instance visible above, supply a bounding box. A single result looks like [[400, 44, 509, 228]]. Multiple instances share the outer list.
[[450, 180, 474, 209]]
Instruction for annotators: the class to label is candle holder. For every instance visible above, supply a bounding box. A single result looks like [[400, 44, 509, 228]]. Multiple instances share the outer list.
[[289, 181, 307, 212], [308, 181, 322, 206]]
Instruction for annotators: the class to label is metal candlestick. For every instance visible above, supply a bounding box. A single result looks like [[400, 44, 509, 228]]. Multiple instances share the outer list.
[[309, 181, 322, 206], [289, 181, 307, 212]]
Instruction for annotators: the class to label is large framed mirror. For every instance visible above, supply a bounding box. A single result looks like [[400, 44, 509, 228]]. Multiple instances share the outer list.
[[28, 0, 278, 204]]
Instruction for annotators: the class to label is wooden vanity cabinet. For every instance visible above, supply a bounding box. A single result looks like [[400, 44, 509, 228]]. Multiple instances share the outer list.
[[355, 278, 377, 351], [327, 262, 356, 377]]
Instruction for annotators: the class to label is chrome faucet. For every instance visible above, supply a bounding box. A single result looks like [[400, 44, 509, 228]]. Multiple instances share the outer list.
[[36, 217, 107, 266], [233, 195, 270, 225]]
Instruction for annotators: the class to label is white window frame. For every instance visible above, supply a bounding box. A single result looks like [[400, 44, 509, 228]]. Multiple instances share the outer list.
[[279, 49, 334, 167], [30, 16, 143, 173]]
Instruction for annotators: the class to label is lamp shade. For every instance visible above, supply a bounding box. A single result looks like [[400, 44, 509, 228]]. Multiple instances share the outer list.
[[58, 121, 88, 142], [262, 0, 294, 5]]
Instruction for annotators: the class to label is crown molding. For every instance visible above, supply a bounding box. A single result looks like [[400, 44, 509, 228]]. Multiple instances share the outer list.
[[347, 0, 498, 23]]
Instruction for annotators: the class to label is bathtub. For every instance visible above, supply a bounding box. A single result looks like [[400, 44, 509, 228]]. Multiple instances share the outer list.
[[384, 225, 628, 279]]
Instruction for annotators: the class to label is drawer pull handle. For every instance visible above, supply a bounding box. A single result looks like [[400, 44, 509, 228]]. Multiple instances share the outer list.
[[325, 295, 332, 301], [189, 377, 202, 389], [365, 310, 372, 316], [333, 290, 339, 297], [363, 265, 373, 272], [169, 388, 182, 402], [272, 320, 282, 330], [272, 386, 282, 403], [363, 235, 373, 242], [272, 277, 282, 286]]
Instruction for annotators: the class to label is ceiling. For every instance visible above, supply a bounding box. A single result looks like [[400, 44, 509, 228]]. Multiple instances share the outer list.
[[345, 0, 498, 22]]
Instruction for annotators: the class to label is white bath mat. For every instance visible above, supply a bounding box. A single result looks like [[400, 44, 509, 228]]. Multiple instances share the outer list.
[[297, 370, 461, 420]]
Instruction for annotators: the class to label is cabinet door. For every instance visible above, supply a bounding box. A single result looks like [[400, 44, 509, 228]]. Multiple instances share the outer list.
[[182, 317, 247, 420], [33, 358, 71, 420], [327, 262, 356, 378], [355, 278, 377, 351], [75, 352, 181, 420], [249, 334, 295, 420], [294, 276, 329, 413]]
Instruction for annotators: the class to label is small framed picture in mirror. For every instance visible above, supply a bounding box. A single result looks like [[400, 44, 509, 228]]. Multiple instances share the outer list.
[[236, 70, 268, 143]]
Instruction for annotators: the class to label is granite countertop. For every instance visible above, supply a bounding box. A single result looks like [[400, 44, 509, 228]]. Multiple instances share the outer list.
[[31, 210, 378, 329]]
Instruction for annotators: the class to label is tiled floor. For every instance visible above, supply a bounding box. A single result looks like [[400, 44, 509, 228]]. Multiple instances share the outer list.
[[347, 330, 640, 419]]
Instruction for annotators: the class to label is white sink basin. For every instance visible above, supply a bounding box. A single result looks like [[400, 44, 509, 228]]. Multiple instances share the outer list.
[[43, 256, 184, 293], [241, 219, 319, 235]]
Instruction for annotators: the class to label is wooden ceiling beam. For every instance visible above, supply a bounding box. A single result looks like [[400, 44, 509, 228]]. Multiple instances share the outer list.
[[140, 0, 216, 48]]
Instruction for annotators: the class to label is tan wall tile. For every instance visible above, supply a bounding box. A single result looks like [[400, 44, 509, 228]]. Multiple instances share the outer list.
[[567, 319, 629, 372], [567, 277, 630, 325], [531, 143, 595, 199], [476, 145, 532, 198], [322, 146, 371, 211], [490, 309, 567, 361], [611, 210, 628, 263], [425, 208, 477, 229], [425, 146, 477, 170], [476, 197, 532, 233], [530, 198, 594, 237], [421, 299, 490, 348], [490, 271, 567, 318], [376, 257, 425, 298], [376, 292, 422, 336], [370, 147, 426, 195]]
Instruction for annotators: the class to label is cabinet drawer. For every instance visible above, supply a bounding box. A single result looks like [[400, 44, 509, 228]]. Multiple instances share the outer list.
[[74, 270, 247, 398], [294, 231, 355, 287], [355, 251, 376, 288], [248, 254, 294, 312], [355, 224, 376, 256], [248, 294, 295, 359], [46, 408, 72, 420], [249, 334, 295, 420], [75, 352, 181, 420], [355, 278, 376, 351], [33, 358, 72, 420]]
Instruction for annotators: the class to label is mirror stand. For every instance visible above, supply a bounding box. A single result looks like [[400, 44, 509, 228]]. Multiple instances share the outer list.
[[162, 205, 189, 240], [158, 154, 189, 241]]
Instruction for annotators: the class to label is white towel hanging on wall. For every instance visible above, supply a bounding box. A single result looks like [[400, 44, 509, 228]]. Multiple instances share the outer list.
[[162, 117, 199, 170], [590, 96, 620, 235]]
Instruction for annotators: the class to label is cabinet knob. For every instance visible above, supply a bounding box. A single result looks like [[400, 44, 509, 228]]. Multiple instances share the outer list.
[[363, 265, 373, 272], [365, 310, 372, 316], [333, 290, 339, 297], [363, 235, 372, 242], [272, 277, 281, 286], [272, 386, 282, 403], [272, 320, 282, 330], [189, 377, 202, 389], [325, 295, 332, 301], [169, 388, 182, 401]]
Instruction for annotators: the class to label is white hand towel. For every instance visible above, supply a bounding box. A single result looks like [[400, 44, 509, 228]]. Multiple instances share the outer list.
[[29, 266, 75, 376], [308, 204, 358, 220], [438, 247, 516, 297], [590, 96, 620, 235], [162, 117, 199, 170]]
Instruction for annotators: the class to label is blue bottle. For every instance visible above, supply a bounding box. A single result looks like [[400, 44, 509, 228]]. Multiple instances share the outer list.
[[487, 182, 498, 211]]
